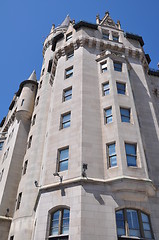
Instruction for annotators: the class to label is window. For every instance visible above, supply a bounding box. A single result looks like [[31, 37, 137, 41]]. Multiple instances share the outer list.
[[125, 143, 137, 167], [48, 59, 53, 73], [120, 108, 130, 123], [116, 209, 154, 239], [49, 208, 70, 239], [21, 99, 25, 106], [10, 236, 14, 240], [0, 141, 4, 150], [3, 148, 9, 162], [61, 112, 71, 129], [41, 68, 45, 76], [32, 114, 36, 126], [23, 160, 28, 175], [103, 32, 109, 40], [66, 32, 72, 41], [101, 61, 107, 73], [66, 51, 74, 60], [65, 67, 73, 79], [114, 61, 122, 72], [58, 147, 69, 172], [39, 80, 43, 89], [102, 82, 110, 96], [104, 107, 112, 124], [117, 82, 126, 95], [16, 192, 22, 210], [28, 136, 32, 149], [0, 169, 4, 182], [63, 87, 72, 101], [107, 143, 117, 167], [113, 35, 119, 42], [36, 96, 39, 106]]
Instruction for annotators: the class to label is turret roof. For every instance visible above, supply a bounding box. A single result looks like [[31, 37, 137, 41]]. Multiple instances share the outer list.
[[28, 70, 37, 81]]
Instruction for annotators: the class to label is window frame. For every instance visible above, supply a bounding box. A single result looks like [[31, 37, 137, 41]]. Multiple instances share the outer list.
[[57, 147, 69, 172], [61, 112, 71, 129], [65, 66, 73, 79], [49, 208, 70, 239], [107, 142, 117, 168], [0, 141, 4, 151], [114, 61, 122, 72], [23, 160, 28, 175], [66, 32, 72, 41], [104, 107, 112, 124], [32, 114, 36, 126], [120, 107, 131, 123], [125, 143, 137, 167], [63, 87, 72, 102], [101, 61, 107, 73], [102, 82, 110, 96], [116, 208, 154, 239], [16, 192, 22, 210], [116, 82, 126, 95], [28, 136, 32, 149], [66, 51, 74, 60]]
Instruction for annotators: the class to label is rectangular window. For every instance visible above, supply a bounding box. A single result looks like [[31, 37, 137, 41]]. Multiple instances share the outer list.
[[113, 35, 119, 42], [120, 108, 130, 123], [0, 169, 4, 182], [48, 59, 53, 73], [66, 32, 72, 41], [3, 148, 9, 162], [32, 114, 36, 126], [10, 236, 14, 240], [63, 87, 72, 101], [104, 107, 112, 124], [117, 82, 126, 95], [66, 51, 74, 60], [16, 192, 22, 210], [125, 143, 137, 167], [114, 61, 122, 72], [61, 112, 71, 129], [0, 141, 4, 150], [107, 143, 117, 167], [21, 99, 25, 106], [36, 96, 39, 106], [65, 66, 73, 79], [28, 136, 32, 149], [103, 32, 109, 40], [23, 160, 28, 175], [39, 80, 43, 89], [58, 147, 69, 172], [101, 61, 107, 73], [102, 82, 110, 96]]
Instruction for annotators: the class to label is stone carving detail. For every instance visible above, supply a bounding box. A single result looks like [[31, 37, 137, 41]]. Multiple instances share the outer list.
[[99, 11, 119, 29]]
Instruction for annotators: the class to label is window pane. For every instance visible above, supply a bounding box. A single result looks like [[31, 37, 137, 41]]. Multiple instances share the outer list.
[[144, 230, 152, 239], [62, 226, 69, 234], [127, 156, 136, 167], [114, 62, 122, 72], [110, 156, 117, 167], [109, 144, 116, 156], [116, 210, 125, 236], [63, 114, 70, 122], [141, 212, 149, 223], [63, 209, 70, 218], [106, 108, 112, 117], [65, 89, 72, 96], [143, 223, 151, 231], [127, 209, 140, 237], [60, 149, 69, 160], [125, 144, 136, 155], [59, 160, 68, 172], [117, 82, 125, 95]]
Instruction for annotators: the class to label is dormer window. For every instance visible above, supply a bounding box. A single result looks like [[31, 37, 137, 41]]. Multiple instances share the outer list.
[[66, 32, 72, 41], [102, 31, 109, 40]]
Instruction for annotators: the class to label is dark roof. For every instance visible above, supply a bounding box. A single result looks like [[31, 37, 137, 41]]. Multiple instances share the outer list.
[[73, 21, 98, 30], [9, 100, 15, 111], [148, 68, 159, 77], [16, 80, 38, 97], [0, 117, 6, 128], [125, 32, 144, 47], [52, 32, 64, 51]]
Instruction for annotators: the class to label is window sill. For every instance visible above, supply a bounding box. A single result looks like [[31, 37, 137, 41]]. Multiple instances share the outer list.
[[118, 237, 154, 240], [48, 234, 69, 239]]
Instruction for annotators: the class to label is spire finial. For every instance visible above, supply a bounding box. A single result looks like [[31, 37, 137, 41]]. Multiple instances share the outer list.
[[28, 70, 37, 82]]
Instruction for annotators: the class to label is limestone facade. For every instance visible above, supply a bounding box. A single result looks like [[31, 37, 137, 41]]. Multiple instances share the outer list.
[[0, 12, 159, 240]]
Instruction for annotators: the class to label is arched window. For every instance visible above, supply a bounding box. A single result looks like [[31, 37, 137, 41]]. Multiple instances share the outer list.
[[116, 208, 154, 239], [49, 208, 70, 239]]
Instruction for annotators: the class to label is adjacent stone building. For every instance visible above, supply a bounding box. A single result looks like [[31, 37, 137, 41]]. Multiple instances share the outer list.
[[0, 12, 159, 240]]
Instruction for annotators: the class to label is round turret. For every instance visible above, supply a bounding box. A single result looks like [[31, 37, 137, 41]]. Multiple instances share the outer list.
[[16, 70, 38, 121]]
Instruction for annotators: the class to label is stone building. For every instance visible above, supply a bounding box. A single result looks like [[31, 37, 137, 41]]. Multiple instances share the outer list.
[[0, 12, 159, 240]]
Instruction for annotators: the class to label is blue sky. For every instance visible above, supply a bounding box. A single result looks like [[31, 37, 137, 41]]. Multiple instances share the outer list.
[[0, 0, 159, 121]]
